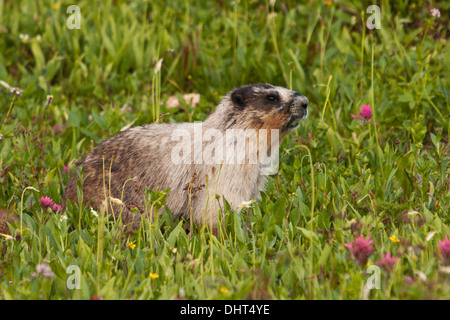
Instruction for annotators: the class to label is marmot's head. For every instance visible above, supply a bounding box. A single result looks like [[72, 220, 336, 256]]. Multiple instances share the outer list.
[[215, 84, 309, 134]]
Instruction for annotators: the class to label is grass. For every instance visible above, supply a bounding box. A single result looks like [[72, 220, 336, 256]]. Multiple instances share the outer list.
[[0, 0, 449, 300]]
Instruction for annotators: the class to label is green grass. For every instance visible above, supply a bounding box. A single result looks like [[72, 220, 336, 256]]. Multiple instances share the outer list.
[[0, 0, 449, 300]]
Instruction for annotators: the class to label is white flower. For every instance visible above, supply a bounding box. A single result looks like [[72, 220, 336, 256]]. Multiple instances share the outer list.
[[414, 270, 427, 282], [19, 33, 30, 42], [425, 231, 437, 242], [35, 263, 54, 278], [59, 215, 68, 222], [238, 200, 256, 208], [90, 207, 99, 217], [439, 266, 450, 274], [154, 58, 163, 74], [109, 197, 123, 205], [268, 12, 277, 22], [430, 8, 440, 18]]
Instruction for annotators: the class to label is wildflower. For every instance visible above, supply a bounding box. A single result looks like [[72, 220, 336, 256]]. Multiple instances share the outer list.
[[64, 166, 69, 174], [149, 272, 159, 279], [33, 263, 54, 279], [91, 296, 101, 300], [171, 247, 177, 253], [430, 8, 440, 18], [344, 235, 374, 268], [238, 200, 256, 208], [389, 235, 400, 243], [90, 207, 99, 217], [268, 12, 277, 22], [1, 233, 13, 240], [351, 105, 373, 121], [324, 0, 333, 6], [19, 33, 29, 42], [10, 87, 23, 96], [40, 196, 54, 209], [425, 231, 437, 242], [128, 241, 136, 250], [414, 270, 427, 282], [220, 286, 230, 294], [52, 204, 62, 213], [375, 252, 399, 273], [438, 236, 450, 265], [59, 215, 68, 222], [109, 197, 124, 205], [154, 58, 163, 74], [438, 266, 450, 275], [189, 259, 200, 267]]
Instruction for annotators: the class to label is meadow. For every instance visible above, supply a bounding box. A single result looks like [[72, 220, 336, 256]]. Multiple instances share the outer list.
[[0, 0, 449, 300]]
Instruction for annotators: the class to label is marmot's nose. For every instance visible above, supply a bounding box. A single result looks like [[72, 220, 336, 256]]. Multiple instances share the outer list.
[[293, 92, 309, 109]]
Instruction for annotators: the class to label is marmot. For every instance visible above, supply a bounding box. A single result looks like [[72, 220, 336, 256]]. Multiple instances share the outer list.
[[62, 84, 309, 229]]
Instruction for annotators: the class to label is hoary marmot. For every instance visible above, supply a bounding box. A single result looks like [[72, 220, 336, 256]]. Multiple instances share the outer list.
[[62, 84, 309, 230]]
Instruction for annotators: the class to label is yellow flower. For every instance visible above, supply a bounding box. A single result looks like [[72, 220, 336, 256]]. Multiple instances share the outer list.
[[149, 272, 159, 279], [1, 233, 13, 240], [129, 241, 136, 250], [324, 0, 333, 6], [220, 286, 229, 294], [51, 3, 60, 9], [390, 235, 400, 243]]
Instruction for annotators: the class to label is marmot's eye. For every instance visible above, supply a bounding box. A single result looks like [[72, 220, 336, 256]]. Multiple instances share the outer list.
[[267, 94, 278, 102]]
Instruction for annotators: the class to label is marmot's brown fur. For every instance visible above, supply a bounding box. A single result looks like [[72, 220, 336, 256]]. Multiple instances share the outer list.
[[62, 84, 309, 229]]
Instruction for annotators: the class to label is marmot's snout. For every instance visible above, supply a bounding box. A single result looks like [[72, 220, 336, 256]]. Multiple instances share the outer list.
[[285, 91, 309, 131]]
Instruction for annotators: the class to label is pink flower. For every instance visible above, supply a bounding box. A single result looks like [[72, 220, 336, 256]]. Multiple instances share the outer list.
[[439, 236, 450, 265], [39, 196, 54, 209], [52, 204, 62, 213], [64, 166, 69, 174], [32, 263, 54, 279], [430, 8, 440, 18], [344, 235, 374, 268], [375, 252, 399, 273], [351, 104, 373, 122]]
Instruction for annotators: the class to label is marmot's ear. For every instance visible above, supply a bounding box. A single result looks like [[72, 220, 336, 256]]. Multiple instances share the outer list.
[[231, 87, 249, 109]]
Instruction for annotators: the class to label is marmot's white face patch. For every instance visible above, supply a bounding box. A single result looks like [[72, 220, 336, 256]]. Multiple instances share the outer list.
[[225, 83, 308, 132]]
